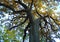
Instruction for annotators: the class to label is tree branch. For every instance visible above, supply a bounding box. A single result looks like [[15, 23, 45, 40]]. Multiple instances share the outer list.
[[30, 0, 33, 11], [23, 22, 31, 42], [50, 16, 59, 26], [13, 9, 26, 14], [0, 3, 15, 11], [36, 9, 42, 17], [8, 16, 28, 30], [11, 16, 27, 21], [0, 3, 26, 13], [15, 0, 28, 9]]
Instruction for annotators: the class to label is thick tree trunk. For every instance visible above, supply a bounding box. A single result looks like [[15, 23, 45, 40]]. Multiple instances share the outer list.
[[27, 11, 40, 42], [29, 19, 40, 42]]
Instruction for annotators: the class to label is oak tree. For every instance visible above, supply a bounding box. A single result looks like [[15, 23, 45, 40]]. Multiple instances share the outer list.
[[0, 0, 60, 42]]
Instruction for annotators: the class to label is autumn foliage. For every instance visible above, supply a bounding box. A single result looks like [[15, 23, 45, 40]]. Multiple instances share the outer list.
[[0, 0, 60, 42]]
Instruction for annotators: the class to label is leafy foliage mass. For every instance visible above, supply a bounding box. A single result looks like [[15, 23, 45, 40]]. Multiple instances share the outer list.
[[0, 0, 60, 42]]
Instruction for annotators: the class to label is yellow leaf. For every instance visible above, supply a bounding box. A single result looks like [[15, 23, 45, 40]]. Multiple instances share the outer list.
[[51, 14, 57, 19], [37, 8, 47, 16], [55, 20, 60, 25], [38, 2, 43, 7], [47, 9, 54, 16], [24, 0, 32, 3]]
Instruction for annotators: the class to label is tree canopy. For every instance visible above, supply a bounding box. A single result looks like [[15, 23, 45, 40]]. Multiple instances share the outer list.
[[0, 0, 60, 42]]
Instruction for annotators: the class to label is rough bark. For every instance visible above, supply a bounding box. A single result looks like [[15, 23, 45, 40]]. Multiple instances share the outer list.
[[29, 19, 40, 42], [27, 11, 40, 42]]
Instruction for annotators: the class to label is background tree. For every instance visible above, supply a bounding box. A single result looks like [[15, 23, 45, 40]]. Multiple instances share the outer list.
[[0, 0, 60, 42]]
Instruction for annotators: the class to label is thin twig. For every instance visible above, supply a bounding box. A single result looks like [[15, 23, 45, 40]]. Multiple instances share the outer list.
[[9, 16, 28, 30], [15, 0, 28, 9]]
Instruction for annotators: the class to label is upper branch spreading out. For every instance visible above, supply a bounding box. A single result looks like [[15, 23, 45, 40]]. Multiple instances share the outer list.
[[0, 3, 27, 14], [9, 16, 28, 30], [15, 0, 28, 9], [29, 0, 33, 11], [0, 3, 15, 11]]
